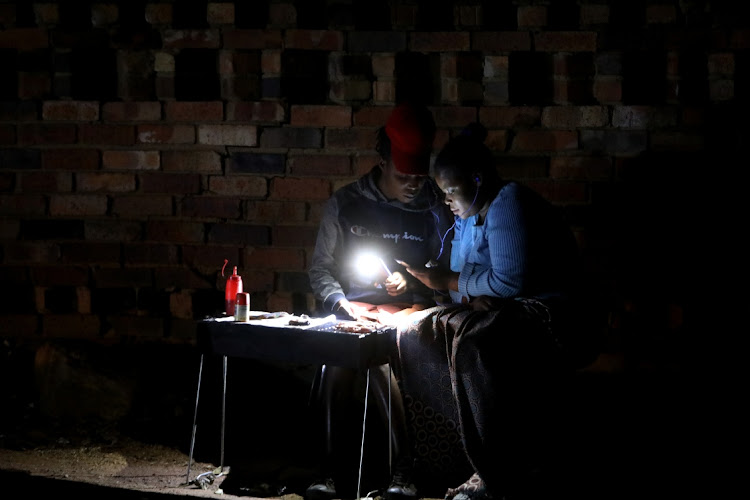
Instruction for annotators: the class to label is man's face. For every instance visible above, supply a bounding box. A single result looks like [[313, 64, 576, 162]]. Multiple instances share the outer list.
[[435, 171, 478, 219], [379, 160, 428, 204]]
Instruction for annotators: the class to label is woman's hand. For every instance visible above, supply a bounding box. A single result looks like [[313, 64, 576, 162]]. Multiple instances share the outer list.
[[384, 271, 408, 296], [396, 260, 458, 292], [469, 295, 499, 311]]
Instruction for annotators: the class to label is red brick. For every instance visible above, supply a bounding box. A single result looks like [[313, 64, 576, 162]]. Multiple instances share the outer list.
[[730, 30, 750, 49], [106, 316, 165, 339], [484, 55, 509, 79], [517, 6, 547, 28], [394, 5, 417, 28], [78, 124, 135, 145], [432, 106, 477, 128], [410, 32, 470, 52], [485, 130, 508, 152], [353, 106, 392, 127], [290, 105, 351, 127], [535, 32, 597, 52], [0, 125, 15, 144], [372, 54, 395, 77], [594, 79, 622, 103], [209, 176, 267, 197], [181, 196, 241, 219], [137, 124, 195, 144], [18, 124, 76, 145], [207, 3, 235, 24], [165, 101, 223, 122], [18, 72, 51, 99], [261, 49, 282, 74], [145, 3, 172, 24], [580, 5, 609, 25], [226, 101, 285, 122], [0, 314, 38, 337], [3, 242, 59, 264], [49, 194, 108, 216], [272, 225, 318, 247], [329, 80, 372, 102], [271, 177, 330, 201], [284, 29, 344, 50], [42, 101, 99, 121], [353, 154, 380, 177], [650, 132, 704, 151], [198, 124, 257, 146], [526, 180, 588, 204], [0, 28, 48, 49], [707, 53, 734, 76], [0, 194, 46, 216], [245, 247, 305, 270], [266, 293, 297, 314], [166, 290, 191, 319], [646, 5, 676, 24], [42, 314, 101, 339], [325, 127, 375, 150], [189, 247, 241, 274], [139, 173, 201, 194], [289, 154, 351, 176], [373, 81, 396, 104], [246, 200, 307, 223], [145, 221, 205, 243], [223, 29, 283, 49], [113, 195, 173, 217], [237, 269, 274, 292], [60, 242, 121, 264], [102, 150, 160, 170], [0, 173, 12, 192], [162, 151, 220, 173], [31, 266, 90, 286], [124, 244, 180, 266], [77, 173, 136, 192], [542, 106, 609, 128], [103, 102, 162, 121], [511, 130, 578, 151], [21, 172, 73, 193], [479, 107, 541, 127], [162, 29, 220, 49], [549, 157, 612, 180]]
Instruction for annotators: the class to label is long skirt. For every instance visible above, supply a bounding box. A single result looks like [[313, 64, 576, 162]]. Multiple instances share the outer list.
[[393, 298, 570, 498]]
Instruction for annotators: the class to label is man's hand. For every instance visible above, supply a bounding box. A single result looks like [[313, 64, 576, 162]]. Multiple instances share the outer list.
[[396, 260, 459, 292], [384, 271, 408, 296], [334, 299, 361, 320]]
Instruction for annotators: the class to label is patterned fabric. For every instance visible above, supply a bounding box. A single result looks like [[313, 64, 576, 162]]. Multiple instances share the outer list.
[[444, 472, 488, 499], [393, 299, 567, 498]]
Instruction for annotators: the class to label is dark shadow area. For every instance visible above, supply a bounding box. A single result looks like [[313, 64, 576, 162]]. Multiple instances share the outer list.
[[0, 469, 203, 499], [395, 52, 436, 106]]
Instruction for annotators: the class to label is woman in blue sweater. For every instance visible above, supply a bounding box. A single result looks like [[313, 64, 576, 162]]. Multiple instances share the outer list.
[[395, 124, 599, 500]]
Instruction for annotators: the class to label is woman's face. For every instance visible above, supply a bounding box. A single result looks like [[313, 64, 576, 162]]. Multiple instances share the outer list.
[[435, 170, 478, 219], [378, 160, 428, 204]]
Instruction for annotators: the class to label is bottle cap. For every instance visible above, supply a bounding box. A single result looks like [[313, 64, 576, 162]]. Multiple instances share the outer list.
[[235, 292, 250, 306]]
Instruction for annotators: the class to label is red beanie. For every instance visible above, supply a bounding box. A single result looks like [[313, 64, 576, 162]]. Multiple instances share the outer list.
[[384, 102, 436, 175]]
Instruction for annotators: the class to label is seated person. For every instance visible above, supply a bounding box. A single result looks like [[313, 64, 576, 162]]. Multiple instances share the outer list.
[[306, 102, 453, 500]]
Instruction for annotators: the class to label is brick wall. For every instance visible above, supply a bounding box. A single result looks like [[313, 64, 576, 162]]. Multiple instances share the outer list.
[[1, 1, 745, 367]]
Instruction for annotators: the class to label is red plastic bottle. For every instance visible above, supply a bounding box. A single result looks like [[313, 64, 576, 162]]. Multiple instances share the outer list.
[[225, 266, 243, 316]]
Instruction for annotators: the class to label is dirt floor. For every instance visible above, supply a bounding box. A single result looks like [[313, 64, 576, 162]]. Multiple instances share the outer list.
[[0, 416, 428, 500], [0, 342, 416, 500]]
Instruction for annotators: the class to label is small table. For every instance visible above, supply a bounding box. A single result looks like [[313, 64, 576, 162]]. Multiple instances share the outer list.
[[187, 314, 397, 497]]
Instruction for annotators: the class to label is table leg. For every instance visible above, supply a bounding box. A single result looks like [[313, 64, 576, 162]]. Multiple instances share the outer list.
[[220, 355, 227, 472], [356, 367, 371, 500], [186, 353, 205, 484]]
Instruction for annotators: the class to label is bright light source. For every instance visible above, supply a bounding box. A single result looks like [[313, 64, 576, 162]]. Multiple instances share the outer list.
[[356, 252, 392, 278]]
